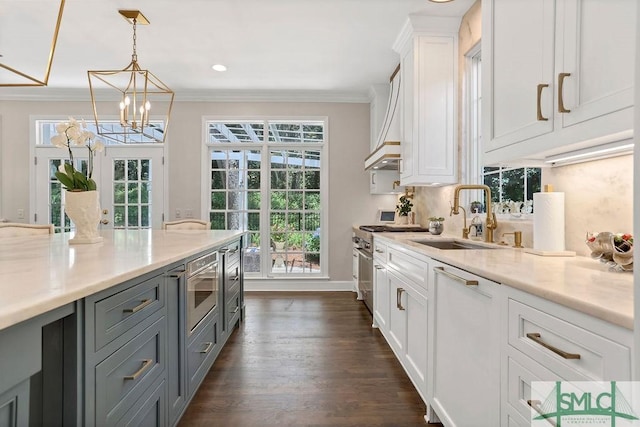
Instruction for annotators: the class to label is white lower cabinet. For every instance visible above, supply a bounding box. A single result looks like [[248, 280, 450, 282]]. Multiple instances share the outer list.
[[371, 239, 633, 427], [501, 285, 632, 426], [428, 261, 500, 427], [373, 239, 429, 401]]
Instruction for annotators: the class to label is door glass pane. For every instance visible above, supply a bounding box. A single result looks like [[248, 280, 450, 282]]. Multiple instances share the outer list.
[[113, 158, 152, 229]]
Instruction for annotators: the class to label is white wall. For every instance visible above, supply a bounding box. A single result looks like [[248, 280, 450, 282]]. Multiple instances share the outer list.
[[0, 99, 394, 282]]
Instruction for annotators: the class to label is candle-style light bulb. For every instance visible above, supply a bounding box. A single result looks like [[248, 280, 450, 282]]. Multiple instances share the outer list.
[[119, 101, 125, 125], [144, 101, 151, 126]]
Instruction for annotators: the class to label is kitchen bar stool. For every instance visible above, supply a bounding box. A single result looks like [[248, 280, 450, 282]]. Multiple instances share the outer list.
[[162, 219, 211, 230], [0, 223, 55, 237]]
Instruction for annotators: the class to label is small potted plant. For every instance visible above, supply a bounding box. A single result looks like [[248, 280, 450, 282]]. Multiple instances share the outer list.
[[428, 217, 445, 235], [396, 195, 414, 225]]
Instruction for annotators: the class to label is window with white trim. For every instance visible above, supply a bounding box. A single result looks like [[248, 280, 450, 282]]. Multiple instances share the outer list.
[[204, 119, 327, 278], [465, 48, 541, 216]]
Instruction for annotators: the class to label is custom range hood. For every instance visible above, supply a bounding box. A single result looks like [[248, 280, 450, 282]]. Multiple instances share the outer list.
[[365, 65, 402, 171]]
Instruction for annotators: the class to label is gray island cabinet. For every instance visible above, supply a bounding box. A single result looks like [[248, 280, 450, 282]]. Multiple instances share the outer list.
[[0, 229, 245, 427]]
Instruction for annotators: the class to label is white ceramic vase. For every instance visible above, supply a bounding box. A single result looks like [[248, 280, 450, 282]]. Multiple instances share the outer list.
[[65, 190, 103, 244]]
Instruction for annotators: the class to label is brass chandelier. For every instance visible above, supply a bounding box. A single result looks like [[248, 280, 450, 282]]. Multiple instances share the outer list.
[[0, 0, 65, 86], [87, 10, 174, 143]]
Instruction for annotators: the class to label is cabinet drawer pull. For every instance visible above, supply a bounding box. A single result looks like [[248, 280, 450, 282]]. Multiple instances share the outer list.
[[167, 270, 186, 279], [527, 400, 556, 426], [375, 248, 384, 253], [536, 83, 549, 121], [434, 266, 478, 286], [526, 332, 581, 359], [124, 359, 153, 380], [396, 288, 405, 311], [374, 265, 384, 270], [123, 298, 153, 313], [558, 73, 571, 113], [199, 342, 213, 354]]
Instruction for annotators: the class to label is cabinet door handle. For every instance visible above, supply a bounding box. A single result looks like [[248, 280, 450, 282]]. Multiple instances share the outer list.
[[396, 288, 405, 311], [374, 265, 384, 270], [232, 306, 240, 314], [375, 248, 384, 253], [124, 359, 153, 380], [434, 266, 478, 286], [536, 83, 549, 121], [353, 253, 358, 258], [199, 342, 214, 354], [167, 270, 186, 279], [371, 173, 376, 185], [558, 73, 571, 113], [526, 332, 581, 359], [123, 298, 153, 313]]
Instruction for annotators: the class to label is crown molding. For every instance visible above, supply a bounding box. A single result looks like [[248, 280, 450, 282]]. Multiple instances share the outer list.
[[0, 87, 371, 103]]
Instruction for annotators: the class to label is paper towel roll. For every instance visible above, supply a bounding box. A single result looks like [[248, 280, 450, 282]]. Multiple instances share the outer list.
[[533, 192, 565, 252]]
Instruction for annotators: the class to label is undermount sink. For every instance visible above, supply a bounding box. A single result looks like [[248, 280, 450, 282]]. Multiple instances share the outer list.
[[411, 239, 496, 250]]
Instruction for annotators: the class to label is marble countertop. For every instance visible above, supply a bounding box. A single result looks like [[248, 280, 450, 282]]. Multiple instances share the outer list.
[[0, 229, 244, 332], [374, 232, 633, 330]]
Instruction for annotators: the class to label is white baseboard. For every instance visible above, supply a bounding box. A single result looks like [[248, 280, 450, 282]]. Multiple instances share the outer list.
[[245, 279, 357, 292]]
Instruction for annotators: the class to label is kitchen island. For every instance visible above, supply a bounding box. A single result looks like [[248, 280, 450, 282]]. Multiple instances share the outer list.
[[0, 229, 244, 427]]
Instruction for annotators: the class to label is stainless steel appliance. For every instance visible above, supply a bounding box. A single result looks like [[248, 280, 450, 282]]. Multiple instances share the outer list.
[[353, 229, 373, 314], [354, 225, 429, 314], [187, 251, 220, 333]]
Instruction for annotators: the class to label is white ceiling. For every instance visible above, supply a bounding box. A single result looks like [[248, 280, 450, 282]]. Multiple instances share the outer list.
[[1, 0, 475, 101]]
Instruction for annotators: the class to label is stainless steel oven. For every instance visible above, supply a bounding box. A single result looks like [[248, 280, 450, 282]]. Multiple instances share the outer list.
[[353, 231, 373, 314], [354, 224, 428, 315], [187, 251, 220, 333]]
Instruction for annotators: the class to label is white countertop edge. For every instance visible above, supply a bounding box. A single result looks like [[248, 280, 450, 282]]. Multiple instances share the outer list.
[[0, 230, 245, 332], [373, 232, 633, 330]]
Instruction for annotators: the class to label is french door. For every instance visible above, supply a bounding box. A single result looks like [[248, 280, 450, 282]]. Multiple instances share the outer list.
[[34, 145, 165, 231]]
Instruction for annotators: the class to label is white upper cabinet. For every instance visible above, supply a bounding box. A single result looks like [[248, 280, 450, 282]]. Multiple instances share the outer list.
[[483, 0, 636, 164], [394, 16, 459, 185]]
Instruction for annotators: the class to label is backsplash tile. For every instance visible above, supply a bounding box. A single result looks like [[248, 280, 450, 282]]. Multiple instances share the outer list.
[[413, 154, 633, 256]]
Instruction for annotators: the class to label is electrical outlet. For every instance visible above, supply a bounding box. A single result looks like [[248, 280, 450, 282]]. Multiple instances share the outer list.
[[185, 209, 193, 218], [175, 209, 181, 219], [17, 209, 24, 219]]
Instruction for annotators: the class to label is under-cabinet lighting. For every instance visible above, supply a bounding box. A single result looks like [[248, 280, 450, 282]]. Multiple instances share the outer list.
[[212, 64, 227, 72], [544, 141, 633, 166]]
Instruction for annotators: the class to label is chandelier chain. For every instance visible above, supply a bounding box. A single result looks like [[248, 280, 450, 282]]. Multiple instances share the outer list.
[[132, 18, 137, 62]]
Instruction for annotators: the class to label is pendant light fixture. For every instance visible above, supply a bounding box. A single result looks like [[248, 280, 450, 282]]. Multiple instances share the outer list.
[[87, 10, 174, 143], [0, 0, 65, 86]]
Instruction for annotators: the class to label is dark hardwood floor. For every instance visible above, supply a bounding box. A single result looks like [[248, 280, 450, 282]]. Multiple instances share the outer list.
[[179, 291, 439, 427]]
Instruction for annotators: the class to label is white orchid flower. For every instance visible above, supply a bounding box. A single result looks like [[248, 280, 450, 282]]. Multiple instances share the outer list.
[[93, 140, 105, 153], [55, 122, 69, 134], [57, 164, 68, 176], [50, 134, 68, 148]]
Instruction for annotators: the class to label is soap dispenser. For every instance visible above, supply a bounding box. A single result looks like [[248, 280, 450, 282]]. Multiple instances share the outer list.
[[470, 209, 483, 240]]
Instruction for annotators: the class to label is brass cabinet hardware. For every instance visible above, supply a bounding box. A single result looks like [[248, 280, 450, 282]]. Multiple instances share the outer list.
[[124, 359, 153, 380], [199, 342, 213, 354], [396, 288, 406, 310], [558, 73, 571, 113], [434, 266, 478, 286], [123, 298, 153, 313], [526, 332, 581, 359], [536, 83, 549, 121], [100, 219, 110, 225], [528, 400, 556, 426]]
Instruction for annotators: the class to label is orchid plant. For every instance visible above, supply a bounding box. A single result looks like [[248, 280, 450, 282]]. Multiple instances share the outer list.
[[51, 118, 104, 191]]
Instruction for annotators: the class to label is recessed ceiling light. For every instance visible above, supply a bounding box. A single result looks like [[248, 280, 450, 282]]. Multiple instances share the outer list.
[[212, 64, 227, 72]]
